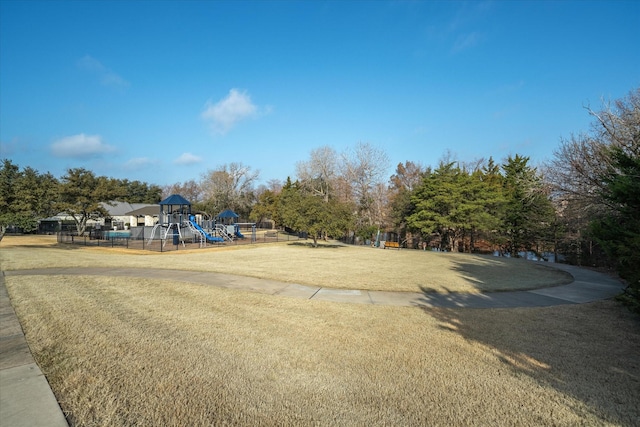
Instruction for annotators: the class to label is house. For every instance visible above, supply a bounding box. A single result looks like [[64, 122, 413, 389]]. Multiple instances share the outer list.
[[124, 204, 161, 227], [37, 202, 160, 233], [38, 213, 103, 234], [100, 201, 160, 229]]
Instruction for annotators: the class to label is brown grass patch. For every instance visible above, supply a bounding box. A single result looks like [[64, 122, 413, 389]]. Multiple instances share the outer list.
[[6, 275, 639, 426], [0, 235, 571, 293]]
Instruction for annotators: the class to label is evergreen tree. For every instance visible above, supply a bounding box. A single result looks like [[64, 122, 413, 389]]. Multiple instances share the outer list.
[[408, 159, 508, 253], [477, 157, 507, 251], [278, 178, 353, 247], [0, 159, 20, 234], [249, 189, 281, 226], [55, 168, 122, 235], [408, 162, 468, 251], [0, 160, 59, 234], [388, 161, 428, 243], [464, 164, 505, 252], [501, 155, 554, 256], [589, 146, 640, 308], [115, 179, 162, 203]]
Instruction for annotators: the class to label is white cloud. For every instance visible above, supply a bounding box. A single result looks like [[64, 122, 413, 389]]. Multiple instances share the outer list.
[[51, 134, 116, 158], [452, 31, 482, 52], [77, 55, 105, 72], [174, 152, 203, 165], [123, 157, 158, 170], [101, 72, 129, 88], [201, 89, 258, 134], [0, 138, 21, 156], [77, 55, 129, 89]]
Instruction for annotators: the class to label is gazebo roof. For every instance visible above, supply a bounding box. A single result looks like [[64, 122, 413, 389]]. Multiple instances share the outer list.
[[217, 209, 239, 218], [159, 194, 191, 206]]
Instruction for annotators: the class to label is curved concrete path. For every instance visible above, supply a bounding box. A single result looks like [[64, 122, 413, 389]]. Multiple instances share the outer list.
[[0, 263, 625, 427], [4, 262, 625, 308]]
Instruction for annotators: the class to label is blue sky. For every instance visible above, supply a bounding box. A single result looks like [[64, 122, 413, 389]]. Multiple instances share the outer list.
[[1, 0, 639, 187]]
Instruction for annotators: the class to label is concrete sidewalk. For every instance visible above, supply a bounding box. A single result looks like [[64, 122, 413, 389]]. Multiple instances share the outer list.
[[5, 263, 625, 308], [0, 272, 68, 427], [0, 263, 625, 427]]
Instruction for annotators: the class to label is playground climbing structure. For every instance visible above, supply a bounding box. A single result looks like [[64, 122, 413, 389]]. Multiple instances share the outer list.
[[146, 194, 192, 248], [146, 195, 256, 247]]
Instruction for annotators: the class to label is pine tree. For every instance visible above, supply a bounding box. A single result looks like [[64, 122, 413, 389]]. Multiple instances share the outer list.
[[501, 155, 554, 256]]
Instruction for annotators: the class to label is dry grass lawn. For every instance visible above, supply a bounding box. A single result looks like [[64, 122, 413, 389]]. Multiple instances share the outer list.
[[2, 235, 639, 426], [0, 235, 572, 293]]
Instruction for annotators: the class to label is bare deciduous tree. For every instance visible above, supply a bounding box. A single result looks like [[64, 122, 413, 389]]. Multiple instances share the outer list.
[[546, 88, 640, 216], [265, 178, 283, 194], [388, 161, 429, 240], [295, 145, 338, 203], [545, 88, 640, 268], [162, 179, 203, 203], [389, 161, 427, 193], [201, 162, 259, 217], [341, 142, 390, 227]]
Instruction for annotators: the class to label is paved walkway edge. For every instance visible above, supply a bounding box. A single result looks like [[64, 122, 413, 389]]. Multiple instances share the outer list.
[[3, 263, 625, 309], [0, 262, 625, 427], [0, 272, 68, 427], [0, 364, 69, 427]]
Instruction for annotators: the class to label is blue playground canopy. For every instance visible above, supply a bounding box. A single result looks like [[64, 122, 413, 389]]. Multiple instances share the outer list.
[[217, 209, 238, 219], [160, 194, 191, 206], [216, 209, 239, 225], [158, 194, 191, 230], [147, 194, 193, 247]]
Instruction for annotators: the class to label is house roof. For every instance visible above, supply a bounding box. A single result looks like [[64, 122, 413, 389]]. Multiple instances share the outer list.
[[159, 194, 191, 206], [40, 213, 77, 221], [101, 202, 158, 217], [217, 209, 239, 218], [40, 213, 101, 223], [101, 201, 135, 216], [125, 205, 160, 216]]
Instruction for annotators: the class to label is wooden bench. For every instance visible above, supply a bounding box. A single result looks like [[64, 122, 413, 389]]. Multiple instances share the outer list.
[[384, 241, 400, 249]]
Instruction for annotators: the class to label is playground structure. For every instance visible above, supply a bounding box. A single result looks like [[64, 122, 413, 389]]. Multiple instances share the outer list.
[[147, 194, 255, 248]]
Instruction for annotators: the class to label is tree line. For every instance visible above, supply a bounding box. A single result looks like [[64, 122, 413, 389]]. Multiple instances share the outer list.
[[0, 165, 162, 235], [546, 88, 639, 309], [1, 88, 638, 308]]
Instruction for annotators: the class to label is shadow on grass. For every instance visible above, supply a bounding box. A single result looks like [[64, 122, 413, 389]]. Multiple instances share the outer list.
[[58, 241, 130, 250], [416, 298, 640, 424], [413, 255, 638, 422], [447, 255, 574, 292], [0, 243, 86, 250], [287, 241, 346, 249]]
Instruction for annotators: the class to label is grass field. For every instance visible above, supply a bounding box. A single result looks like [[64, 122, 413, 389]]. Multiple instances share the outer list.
[[0, 235, 573, 293], [2, 235, 639, 426]]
